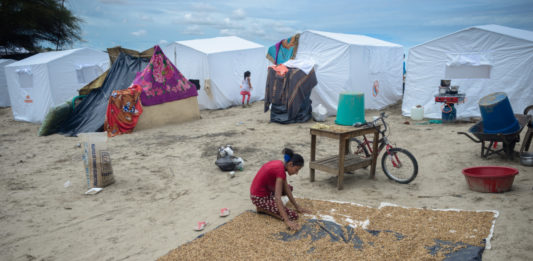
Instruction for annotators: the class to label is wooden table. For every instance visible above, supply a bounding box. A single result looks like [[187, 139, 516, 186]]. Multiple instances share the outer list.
[[309, 125, 380, 190]]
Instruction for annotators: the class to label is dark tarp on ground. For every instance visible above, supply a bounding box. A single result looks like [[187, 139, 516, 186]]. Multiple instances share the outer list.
[[278, 219, 484, 260], [264, 67, 317, 124], [58, 52, 150, 136]]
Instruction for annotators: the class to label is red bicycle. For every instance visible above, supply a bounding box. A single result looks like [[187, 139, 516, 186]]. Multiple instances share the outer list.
[[351, 112, 418, 184]]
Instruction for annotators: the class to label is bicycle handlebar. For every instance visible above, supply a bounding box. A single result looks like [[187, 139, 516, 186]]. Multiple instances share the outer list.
[[375, 112, 388, 134]]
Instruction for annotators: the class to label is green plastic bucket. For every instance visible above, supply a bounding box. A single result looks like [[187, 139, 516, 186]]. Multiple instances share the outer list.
[[335, 92, 365, 126]]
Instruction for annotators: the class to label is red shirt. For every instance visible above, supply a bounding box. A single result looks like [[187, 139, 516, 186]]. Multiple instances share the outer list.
[[250, 160, 286, 197]]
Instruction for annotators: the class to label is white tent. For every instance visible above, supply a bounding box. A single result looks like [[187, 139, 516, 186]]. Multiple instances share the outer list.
[[403, 24, 533, 119], [1, 59, 16, 107], [5, 48, 109, 123], [288, 30, 404, 116], [162, 36, 267, 110]]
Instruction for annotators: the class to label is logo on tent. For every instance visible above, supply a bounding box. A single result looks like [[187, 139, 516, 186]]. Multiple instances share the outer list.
[[372, 80, 380, 97], [24, 95, 33, 103]]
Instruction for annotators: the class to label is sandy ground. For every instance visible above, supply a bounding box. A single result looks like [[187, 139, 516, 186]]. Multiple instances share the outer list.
[[0, 101, 532, 261]]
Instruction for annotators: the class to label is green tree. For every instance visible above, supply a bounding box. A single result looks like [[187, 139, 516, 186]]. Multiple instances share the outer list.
[[0, 0, 83, 52]]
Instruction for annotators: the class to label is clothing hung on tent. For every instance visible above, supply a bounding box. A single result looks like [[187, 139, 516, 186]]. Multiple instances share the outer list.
[[264, 66, 317, 124], [104, 84, 143, 137], [266, 33, 300, 65], [132, 45, 197, 106]]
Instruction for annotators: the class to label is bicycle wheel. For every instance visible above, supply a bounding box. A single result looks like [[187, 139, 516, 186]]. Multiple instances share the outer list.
[[350, 138, 371, 157], [381, 148, 418, 184]]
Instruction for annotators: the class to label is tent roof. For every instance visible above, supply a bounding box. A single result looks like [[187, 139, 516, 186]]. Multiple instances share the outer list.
[[305, 30, 402, 47], [474, 24, 533, 42], [173, 36, 263, 54], [412, 24, 533, 49], [8, 47, 99, 67], [0, 58, 16, 65]]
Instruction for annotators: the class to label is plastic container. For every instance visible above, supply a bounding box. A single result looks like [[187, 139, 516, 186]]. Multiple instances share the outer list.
[[439, 86, 449, 95], [411, 106, 424, 121], [442, 104, 456, 123], [520, 152, 533, 167], [462, 166, 519, 193], [335, 92, 365, 126], [479, 92, 519, 134], [312, 104, 328, 122]]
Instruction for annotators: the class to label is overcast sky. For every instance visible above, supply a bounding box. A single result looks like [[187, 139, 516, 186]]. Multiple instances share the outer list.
[[66, 0, 533, 53]]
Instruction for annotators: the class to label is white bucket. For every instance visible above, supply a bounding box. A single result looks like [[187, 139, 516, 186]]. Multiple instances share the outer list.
[[411, 106, 424, 121]]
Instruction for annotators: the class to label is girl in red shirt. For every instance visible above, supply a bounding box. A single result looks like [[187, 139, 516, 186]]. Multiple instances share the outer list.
[[250, 148, 309, 230]]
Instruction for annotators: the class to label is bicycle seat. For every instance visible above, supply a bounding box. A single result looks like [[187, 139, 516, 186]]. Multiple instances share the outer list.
[[353, 122, 375, 128]]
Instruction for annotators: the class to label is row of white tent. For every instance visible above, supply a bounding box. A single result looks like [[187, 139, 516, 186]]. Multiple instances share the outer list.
[[1, 24, 532, 124]]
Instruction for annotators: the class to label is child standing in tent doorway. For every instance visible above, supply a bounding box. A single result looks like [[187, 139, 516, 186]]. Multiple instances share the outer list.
[[250, 148, 310, 231], [240, 71, 253, 108]]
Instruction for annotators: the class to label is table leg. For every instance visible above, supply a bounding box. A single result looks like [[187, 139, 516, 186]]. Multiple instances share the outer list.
[[310, 134, 316, 182], [338, 137, 346, 190], [344, 138, 350, 155], [370, 130, 379, 179]]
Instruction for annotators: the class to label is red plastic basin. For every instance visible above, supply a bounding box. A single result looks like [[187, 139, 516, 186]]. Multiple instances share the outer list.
[[462, 166, 519, 193]]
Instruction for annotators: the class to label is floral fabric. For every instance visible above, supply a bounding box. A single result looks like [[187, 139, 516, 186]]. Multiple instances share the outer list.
[[250, 194, 298, 221], [266, 33, 300, 65], [104, 84, 143, 137], [133, 45, 198, 106]]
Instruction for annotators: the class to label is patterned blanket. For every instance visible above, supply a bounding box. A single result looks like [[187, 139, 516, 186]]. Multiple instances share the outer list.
[[133, 45, 198, 106], [266, 33, 300, 65], [264, 66, 317, 122], [104, 84, 143, 137]]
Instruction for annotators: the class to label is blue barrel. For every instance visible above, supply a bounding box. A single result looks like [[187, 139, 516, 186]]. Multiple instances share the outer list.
[[479, 92, 519, 134], [335, 92, 365, 126], [442, 103, 456, 123]]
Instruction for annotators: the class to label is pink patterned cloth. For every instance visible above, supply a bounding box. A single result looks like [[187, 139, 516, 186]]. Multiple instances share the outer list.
[[250, 194, 298, 221], [133, 45, 198, 106]]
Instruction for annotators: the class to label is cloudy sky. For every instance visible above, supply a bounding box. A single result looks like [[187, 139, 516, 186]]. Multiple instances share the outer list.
[[66, 0, 533, 52]]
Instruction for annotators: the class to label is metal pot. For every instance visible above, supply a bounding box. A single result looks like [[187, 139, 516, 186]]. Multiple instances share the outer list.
[[520, 152, 533, 166], [441, 80, 451, 87], [439, 86, 449, 95], [449, 85, 459, 94]]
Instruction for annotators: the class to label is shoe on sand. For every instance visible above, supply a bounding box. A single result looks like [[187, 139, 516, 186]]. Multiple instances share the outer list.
[[220, 208, 230, 217], [194, 221, 207, 231]]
